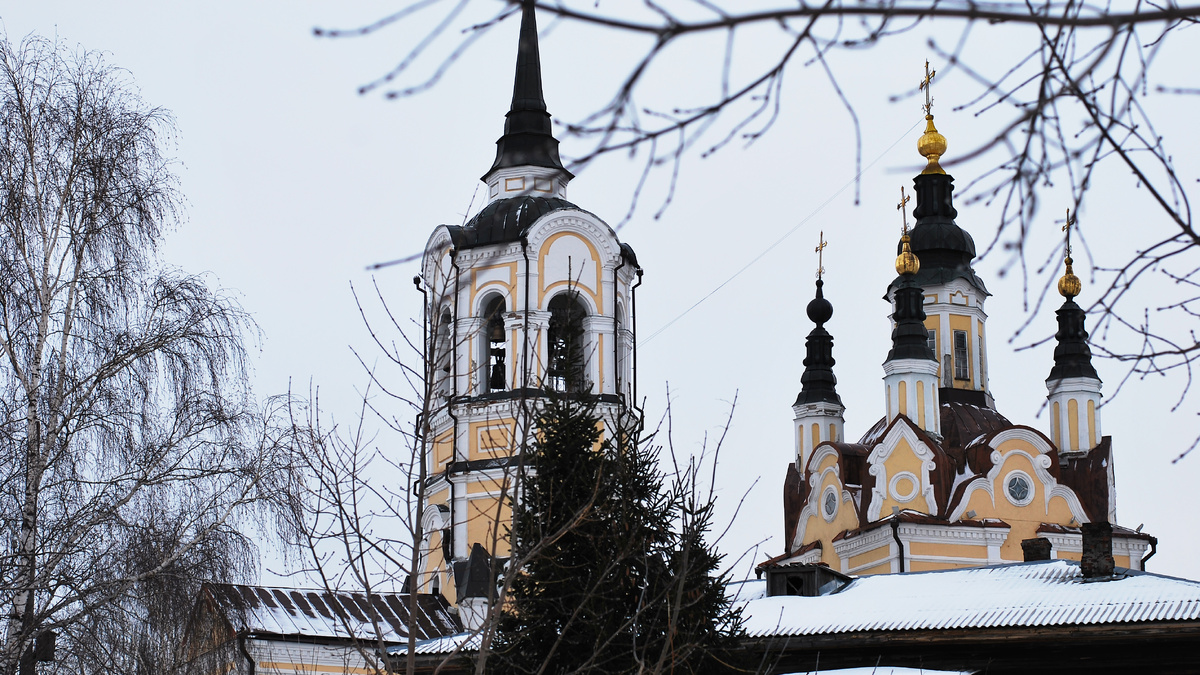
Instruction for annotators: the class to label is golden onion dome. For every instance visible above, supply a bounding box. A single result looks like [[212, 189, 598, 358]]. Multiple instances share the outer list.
[[918, 114, 947, 175], [1058, 256, 1082, 299], [895, 233, 920, 276]]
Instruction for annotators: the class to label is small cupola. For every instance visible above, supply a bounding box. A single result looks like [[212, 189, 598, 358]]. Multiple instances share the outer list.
[[793, 238, 846, 469], [884, 187, 941, 435], [1046, 211, 1102, 454]]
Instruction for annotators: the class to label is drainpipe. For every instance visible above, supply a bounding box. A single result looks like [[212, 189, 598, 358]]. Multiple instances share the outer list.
[[1141, 536, 1158, 570], [631, 268, 644, 420], [891, 508, 906, 573], [612, 256, 626, 406], [521, 237, 532, 395], [238, 633, 257, 675]]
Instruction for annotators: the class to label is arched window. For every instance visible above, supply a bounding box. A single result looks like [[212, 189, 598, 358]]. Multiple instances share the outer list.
[[435, 308, 452, 396], [481, 296, 507, 393], [547, 293, 588, 393]]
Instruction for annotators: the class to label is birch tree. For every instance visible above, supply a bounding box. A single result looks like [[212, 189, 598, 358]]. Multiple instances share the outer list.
[[0, 36, 292, 675]]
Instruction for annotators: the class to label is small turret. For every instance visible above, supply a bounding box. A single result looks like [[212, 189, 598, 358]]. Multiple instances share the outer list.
[[884, 187, 941, 435], [1046, 211, 1101, 453], [794, 262, 846, 469]]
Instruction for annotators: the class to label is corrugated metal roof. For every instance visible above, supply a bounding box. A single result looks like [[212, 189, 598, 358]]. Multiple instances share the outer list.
[[742, 560, 1200, 637], [204, 583, 461, 642], [388, 631, 481, 656], [783, 669, 971, 675]]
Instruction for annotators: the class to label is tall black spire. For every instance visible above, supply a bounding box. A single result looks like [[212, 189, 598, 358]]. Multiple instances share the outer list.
[[1048, 257, 1100, 382], [484, 1, 571, 181], [795, 280, 842, 406]]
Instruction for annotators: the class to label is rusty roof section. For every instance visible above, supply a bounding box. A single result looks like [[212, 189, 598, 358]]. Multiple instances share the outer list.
[[202, 583, 462, 643]]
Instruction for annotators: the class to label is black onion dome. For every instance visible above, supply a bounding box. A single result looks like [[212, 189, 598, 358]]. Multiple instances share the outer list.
[[1047, 298, 1101, 382], [451, 195, 580, 249], [807, 279, 834, 325], [795, 280, 842, 407], [889, 171, 989, 296]]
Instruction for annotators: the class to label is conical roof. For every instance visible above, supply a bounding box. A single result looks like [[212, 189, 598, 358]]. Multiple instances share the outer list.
[[483, 1, 572, 181]]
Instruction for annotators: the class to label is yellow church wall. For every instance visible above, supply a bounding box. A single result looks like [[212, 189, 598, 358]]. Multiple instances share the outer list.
[[800, 449, 862, 568], [1051, 402, 1062, 448], [848, 544, 890, 570], [907, 541, 988, 559], [466, 477, 508, 495], [908, 560, 967, 572], [876, 437, 931, 517], [470, 419, 516, 461], [433, 430, 454, 469], [1088, 400, 1097, 448], [466, 495, 512, 557], [960, 442, 1079, 562], [427, 487, 449, 507], [1068, 399, 1080, 450], [856, 562, 892, 575]]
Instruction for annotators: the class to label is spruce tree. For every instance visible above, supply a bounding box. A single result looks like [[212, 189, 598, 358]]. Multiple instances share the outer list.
[[489, 394, 744, 675]]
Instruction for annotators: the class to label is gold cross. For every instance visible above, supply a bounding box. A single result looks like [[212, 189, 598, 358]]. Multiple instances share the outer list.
[[815, 230, 828, 279], [1063, 208, 1075, 257], [898, 187, 911, 235], [919, 60, 937, 115]]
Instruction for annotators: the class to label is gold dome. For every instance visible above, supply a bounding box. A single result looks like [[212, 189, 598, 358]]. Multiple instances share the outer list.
[[896, 234, 920, 276], [1058, 256, 1082, 299], [918, 114, 947, 175]]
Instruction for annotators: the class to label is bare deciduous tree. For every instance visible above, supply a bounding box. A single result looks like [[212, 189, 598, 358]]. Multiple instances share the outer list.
[[319, 0, 1200, 450], [0, 35, 293, 675]]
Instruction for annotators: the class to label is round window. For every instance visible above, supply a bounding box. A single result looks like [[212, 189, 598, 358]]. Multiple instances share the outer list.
[[823, 490, 838, 519], [1005, 472, 1033, 506]]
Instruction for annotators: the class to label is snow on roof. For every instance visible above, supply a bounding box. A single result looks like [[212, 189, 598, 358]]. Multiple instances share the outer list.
[[742, 560, 1200, 637], [782, 662, 969, 667], [388, 630, 482, 656], [203, 583, 461, 643]]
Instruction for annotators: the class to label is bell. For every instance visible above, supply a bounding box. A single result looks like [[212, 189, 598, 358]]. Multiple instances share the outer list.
[[488, 319, 505, 343], [489, 349, 506, 391]]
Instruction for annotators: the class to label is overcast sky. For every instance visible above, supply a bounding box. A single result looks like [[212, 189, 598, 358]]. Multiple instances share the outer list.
[[5, 1, 1199, 581]]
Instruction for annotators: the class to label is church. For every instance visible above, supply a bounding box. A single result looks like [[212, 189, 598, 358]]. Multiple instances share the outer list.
[[759, 93, 1157, 577], [412, 0, 1164, 615]]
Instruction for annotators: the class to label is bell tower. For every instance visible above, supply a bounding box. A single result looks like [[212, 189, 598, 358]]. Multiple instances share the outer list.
[[417, 0, 642, 617]]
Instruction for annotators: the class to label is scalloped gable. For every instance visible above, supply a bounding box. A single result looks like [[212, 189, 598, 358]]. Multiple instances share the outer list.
[[864, 415, 952, 521]]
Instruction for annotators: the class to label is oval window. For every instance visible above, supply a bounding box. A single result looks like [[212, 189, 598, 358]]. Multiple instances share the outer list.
[[1006, 473, 1032, 505], [823, 490, 838, 519]]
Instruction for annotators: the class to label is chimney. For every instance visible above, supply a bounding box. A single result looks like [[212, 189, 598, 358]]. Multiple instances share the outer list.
[[1021, 537, 1053, 562], [1081, 521, 1114, 578]]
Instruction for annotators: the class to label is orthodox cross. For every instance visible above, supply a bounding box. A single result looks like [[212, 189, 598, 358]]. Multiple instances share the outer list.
[[898, 187, 911, 235], [919, 60, 937, 115], [815, 230, 828, 279], [1063, 208, 1075, 258]]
